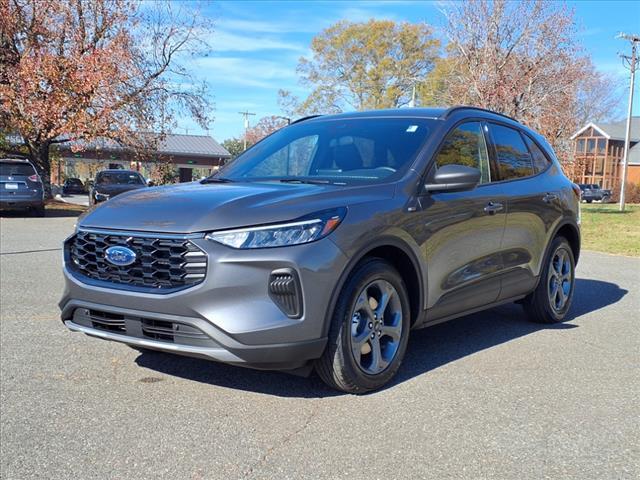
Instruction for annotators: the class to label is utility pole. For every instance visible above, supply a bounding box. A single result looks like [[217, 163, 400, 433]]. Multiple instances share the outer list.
[[617, 32, 639, 212], [238, 111, 256, 151]]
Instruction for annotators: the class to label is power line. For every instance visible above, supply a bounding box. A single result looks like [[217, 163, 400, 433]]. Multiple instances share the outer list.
[[238, 110, 256, 151], [617, 32, 639, 212]]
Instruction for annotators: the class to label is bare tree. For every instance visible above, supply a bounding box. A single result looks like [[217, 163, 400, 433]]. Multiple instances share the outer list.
[[436, 0, 621, 160]]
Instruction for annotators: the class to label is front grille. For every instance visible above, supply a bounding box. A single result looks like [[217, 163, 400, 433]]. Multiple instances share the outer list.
[[67, 230, 207, 291], [141, 318, 210, 343], [71, 308, 219, 348], [89, 309, 126, 333]]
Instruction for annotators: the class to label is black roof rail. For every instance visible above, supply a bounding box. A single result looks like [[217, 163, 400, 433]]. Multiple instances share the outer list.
[[443, 105, 519, 123], [290, 115, 322, 125]]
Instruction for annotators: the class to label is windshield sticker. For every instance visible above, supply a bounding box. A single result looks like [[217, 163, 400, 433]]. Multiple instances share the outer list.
[[406, 125, 418, 133]]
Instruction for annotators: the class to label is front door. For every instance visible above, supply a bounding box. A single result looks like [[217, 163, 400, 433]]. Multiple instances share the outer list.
[[417, 122, 507, 321]]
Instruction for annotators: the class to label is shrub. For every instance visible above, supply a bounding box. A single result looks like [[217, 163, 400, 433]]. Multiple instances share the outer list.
[[611, 181, 640, 203]]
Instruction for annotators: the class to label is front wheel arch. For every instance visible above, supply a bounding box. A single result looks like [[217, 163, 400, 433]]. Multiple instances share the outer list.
[[322, 237, 425, 338]]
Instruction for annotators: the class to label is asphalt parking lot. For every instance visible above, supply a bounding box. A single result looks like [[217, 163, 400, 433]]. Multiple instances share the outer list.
[[1, 214, 638, 479]]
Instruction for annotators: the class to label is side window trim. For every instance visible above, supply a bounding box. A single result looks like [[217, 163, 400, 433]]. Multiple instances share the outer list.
[[481, 121, 499, 183]]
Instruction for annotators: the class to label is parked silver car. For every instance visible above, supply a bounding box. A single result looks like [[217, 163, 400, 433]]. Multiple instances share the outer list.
[[61, 107, 581, 393]]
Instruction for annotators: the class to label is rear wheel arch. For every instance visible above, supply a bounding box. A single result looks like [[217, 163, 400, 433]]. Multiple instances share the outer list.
[[323, 237, 425, 337], [554, 222, 581, 265]]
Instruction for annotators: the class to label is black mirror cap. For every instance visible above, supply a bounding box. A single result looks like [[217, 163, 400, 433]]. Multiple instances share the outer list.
[[424, 164, 481, 193]]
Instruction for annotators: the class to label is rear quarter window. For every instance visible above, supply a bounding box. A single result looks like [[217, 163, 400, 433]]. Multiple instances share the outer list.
[[524, 135, 551, 173]]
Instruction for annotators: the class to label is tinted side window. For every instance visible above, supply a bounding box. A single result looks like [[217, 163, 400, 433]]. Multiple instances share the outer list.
[[524, 135, 551, 173], [490, 124, 533, 180], [435, 122, 490, 184]]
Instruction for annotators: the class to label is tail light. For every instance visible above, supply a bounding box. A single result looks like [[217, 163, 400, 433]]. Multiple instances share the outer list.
[[28, 174, 40, 183], [571, 183, 581, 199]]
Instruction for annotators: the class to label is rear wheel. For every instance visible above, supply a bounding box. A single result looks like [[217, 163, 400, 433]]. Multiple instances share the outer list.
[[316, 258, 410, 394], [524, 236, 575, 323]]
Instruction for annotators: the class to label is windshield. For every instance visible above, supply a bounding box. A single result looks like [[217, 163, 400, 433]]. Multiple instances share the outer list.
[[215, 118, 434, 185], [96, 172, 144, 185]]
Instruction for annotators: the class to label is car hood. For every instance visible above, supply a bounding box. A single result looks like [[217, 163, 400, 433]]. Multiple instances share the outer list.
[[79, 181, 396, 233]]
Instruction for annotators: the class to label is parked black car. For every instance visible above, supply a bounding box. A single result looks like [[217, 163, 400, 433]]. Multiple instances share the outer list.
[[0, 158, 45, 216], [62, 107, 581, 393], [577, 183, 610, 203], [62, 178, 86, 195], [89, 170, 148, 205]]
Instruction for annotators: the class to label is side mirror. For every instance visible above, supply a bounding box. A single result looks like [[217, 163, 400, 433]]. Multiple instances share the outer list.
[[147, 179, 155, 187], [424, 164, 481, 193]]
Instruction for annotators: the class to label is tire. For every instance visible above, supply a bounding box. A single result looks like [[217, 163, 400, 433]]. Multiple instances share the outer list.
[[586, 199, 593, 203], [316, 258, 411, 393], [523, 236, 575, 323]]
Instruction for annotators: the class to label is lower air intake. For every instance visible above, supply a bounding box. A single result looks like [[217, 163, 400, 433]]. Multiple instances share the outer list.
[[268, 268, 303, 319]]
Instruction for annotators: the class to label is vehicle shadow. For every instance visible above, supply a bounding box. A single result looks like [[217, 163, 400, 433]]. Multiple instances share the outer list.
[[0, 209, 83, 218], [135, 278, 627, 398]]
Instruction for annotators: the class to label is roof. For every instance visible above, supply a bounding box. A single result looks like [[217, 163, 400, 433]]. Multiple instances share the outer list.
[[302, 106, 517, 122], [158, 133, 231, 158], [571, 117, 640, 141], [7, 132, 231, 159]]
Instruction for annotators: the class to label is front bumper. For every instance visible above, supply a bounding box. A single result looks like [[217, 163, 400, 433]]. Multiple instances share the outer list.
[[60, 234, 349, 370]]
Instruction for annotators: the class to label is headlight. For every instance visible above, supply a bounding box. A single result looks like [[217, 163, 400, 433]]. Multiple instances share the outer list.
[[206, 208, 346, 249]]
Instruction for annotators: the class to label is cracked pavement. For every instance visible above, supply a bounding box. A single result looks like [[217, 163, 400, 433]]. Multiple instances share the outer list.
[[1, 216, 639, 479]]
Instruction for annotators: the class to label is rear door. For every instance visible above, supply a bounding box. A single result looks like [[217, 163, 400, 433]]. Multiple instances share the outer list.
[[485, 123, 561, 300], [419, 121, 507, 320]]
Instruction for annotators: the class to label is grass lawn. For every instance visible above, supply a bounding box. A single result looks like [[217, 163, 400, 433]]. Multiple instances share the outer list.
[[580, 203, 640, 257]]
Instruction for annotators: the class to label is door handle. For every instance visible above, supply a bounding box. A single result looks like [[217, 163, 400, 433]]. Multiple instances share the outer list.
[[543, 192, 558, 203], [483, 201, 504, 215]]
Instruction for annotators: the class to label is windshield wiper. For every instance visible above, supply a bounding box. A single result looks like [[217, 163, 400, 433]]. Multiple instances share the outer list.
[[201, 177, 234, 184], [279, 178, 337, 185]]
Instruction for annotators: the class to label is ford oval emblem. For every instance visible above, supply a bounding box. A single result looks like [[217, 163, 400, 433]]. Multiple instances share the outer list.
[[105, 246, 137, 266]]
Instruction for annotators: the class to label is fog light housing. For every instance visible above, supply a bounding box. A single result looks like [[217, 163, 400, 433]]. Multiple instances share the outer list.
[[269, 268, 303, 318]]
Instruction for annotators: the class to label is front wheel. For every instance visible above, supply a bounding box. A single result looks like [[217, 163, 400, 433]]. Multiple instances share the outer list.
[[316, 258, 411, 394], [523, 236, 575, 323]]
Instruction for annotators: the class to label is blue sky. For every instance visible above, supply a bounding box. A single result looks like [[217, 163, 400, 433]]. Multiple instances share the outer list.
[[178, 0, 640, 142]]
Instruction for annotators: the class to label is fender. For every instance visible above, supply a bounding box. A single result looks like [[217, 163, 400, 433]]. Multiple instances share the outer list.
[[322, 233, 427, 337], [532, 218, 581, 291]]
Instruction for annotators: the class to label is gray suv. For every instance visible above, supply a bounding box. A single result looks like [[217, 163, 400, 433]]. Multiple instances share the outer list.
[[60, 107, 581, 393]]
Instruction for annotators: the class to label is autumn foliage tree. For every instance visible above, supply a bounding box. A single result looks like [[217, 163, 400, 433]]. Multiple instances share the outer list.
[[430, 0, 620, 161], [245, 116, 289, 146], [280, 20, 440, 115], [0, 0, 213, 196]]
